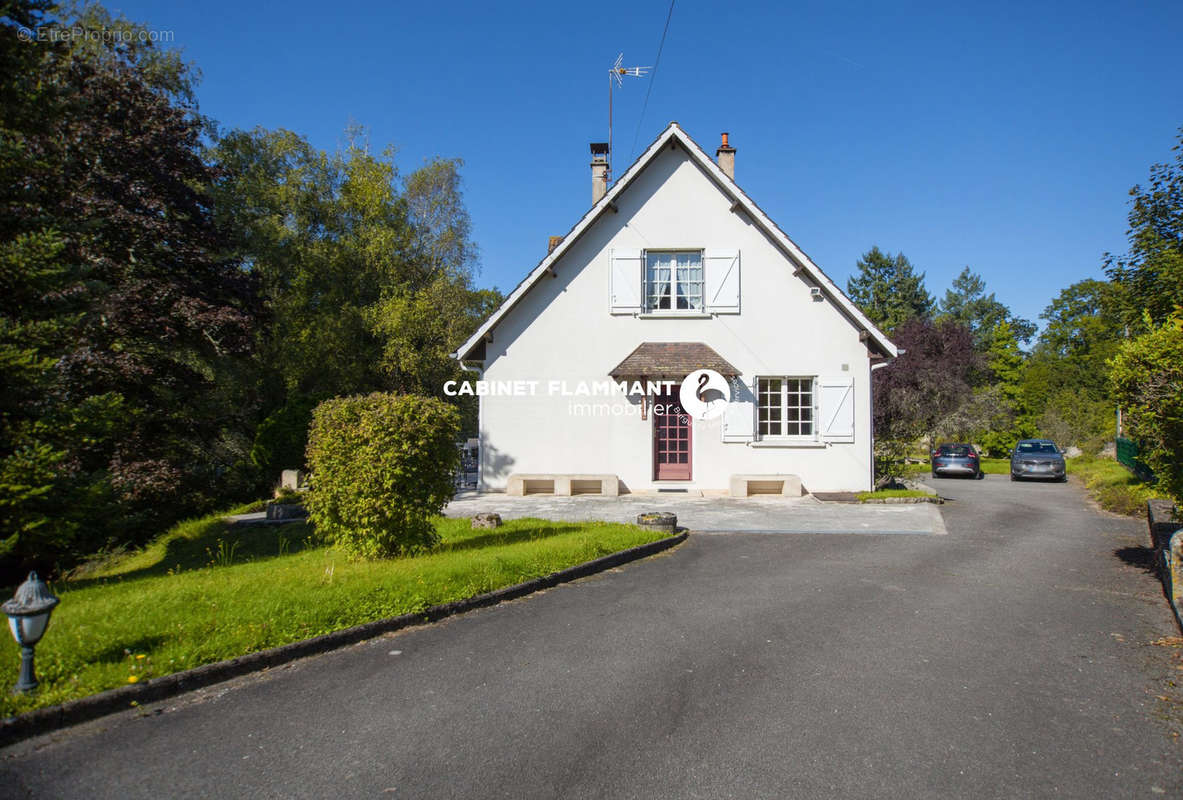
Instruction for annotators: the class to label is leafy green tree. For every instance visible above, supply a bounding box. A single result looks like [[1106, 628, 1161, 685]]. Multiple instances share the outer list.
[[368, 157, 490, 396], [208, 127, 409, 399], [404, 158, 479, 283], [938, 267, 1036, 349], [1021, 279, 1123, 450], [1, 1, 258, 572], [209, 128, 501, 466], [1109, 316, 1183, 500], [976, 320, 1034, 455], [1106, 127, 1183, 329], [846, 247, 934, 334]]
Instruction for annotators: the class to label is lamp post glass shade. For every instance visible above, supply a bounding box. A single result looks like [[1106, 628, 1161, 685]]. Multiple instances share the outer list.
[[8, 612, 51, 647], [3, 572, 59, 692]]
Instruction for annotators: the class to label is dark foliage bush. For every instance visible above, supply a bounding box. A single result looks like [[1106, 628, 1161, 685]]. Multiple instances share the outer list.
[[305, 394, 459, 559], [250, 397, 317, 478]]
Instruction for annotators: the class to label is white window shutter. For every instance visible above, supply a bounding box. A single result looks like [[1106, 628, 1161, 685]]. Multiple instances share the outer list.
[[722, 375, 755, 442], [610, 249, 642, 314], [818, 376, 855, 442], [704, 250, 740, 313]]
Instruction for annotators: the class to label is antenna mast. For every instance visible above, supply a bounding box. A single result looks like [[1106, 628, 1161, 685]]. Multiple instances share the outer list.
[[608, 53, 649, 183]]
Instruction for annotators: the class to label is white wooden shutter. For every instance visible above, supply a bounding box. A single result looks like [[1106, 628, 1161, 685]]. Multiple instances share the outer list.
[[609, 249, 642, 314], [704, 250, 740, 313], [818, 376, 855, 442], [722, 375, 755, 442]]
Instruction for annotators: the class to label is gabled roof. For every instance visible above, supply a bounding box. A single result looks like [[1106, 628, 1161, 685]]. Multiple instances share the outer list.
[[454, 122, 898, 361], [609, 342, 741, 380]]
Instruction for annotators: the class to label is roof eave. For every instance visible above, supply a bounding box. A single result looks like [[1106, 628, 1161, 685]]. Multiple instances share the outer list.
[[453, 122, 899, 361], [452, 124, 685, 362]]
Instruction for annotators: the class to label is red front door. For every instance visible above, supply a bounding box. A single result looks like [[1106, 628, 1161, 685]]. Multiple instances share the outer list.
[[653, 392, 692, 480]]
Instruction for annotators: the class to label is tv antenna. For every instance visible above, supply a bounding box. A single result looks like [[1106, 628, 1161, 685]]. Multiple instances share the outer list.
[[607, 53, 649, 183]]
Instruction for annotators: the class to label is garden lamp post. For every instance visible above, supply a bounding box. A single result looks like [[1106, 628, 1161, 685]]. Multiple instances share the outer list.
[[3, 572, 59, 693]]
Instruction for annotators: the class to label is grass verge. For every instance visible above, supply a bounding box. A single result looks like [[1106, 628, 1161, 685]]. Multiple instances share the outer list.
[[903, 457, 1009, 476], [1, 511, 665, 717], [1068, 455, 1171, 517], [856, 489, 937, 502]]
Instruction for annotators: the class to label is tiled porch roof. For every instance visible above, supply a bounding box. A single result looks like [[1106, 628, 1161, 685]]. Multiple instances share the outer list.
[[608, 342, 740, 380]]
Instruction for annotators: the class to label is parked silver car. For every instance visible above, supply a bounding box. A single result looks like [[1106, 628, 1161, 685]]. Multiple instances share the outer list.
[[1009, 439, 1067, 482]]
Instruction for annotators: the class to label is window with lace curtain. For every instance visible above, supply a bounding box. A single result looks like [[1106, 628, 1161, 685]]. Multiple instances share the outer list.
[[644, 251, 703, 312]]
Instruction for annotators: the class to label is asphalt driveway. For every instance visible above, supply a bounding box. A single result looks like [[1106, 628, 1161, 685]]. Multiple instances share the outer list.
[[2, 476, 1180, 798]]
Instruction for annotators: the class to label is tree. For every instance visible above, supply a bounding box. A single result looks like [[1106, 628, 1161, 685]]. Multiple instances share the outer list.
[[872, 318, 980, 479], [1106, 127, 1183, 330], [1109, 317, 1183, 501], [368, 157, 492, 398], [208, 127, 410, 400], [0, 1, 258, 572], [976, 320, 1034, 455], [208, 127, 501, 468], [404, 158, 479, 283], [847, 247, 934, 334], [1021, 279, 1123, 450], [938, 267, 1036, 348]]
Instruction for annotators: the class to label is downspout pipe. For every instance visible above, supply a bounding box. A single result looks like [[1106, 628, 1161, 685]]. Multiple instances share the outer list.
[[869, 356, 898, 490]]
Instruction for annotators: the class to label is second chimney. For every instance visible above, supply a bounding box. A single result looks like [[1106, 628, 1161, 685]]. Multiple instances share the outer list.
[[590, 142, 610, 204], [716, 132, 736, 180]]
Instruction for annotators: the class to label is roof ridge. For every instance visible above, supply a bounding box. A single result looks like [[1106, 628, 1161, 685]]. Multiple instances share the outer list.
[[454, 124, 897, 361]]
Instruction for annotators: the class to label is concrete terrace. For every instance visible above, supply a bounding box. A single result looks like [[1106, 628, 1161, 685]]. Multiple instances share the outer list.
[[443, 491, 947, 535]]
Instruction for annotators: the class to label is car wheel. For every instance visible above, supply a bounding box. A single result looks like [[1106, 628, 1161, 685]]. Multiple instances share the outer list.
[[976, 471, 984, 480], [1010, 473, 1018, 481]]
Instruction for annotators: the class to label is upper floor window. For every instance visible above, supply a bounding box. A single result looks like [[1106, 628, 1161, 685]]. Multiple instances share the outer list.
[[644, 251, 703, 312]]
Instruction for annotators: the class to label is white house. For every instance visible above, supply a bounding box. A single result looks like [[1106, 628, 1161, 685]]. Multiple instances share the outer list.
[[453, 123, 897, 494]]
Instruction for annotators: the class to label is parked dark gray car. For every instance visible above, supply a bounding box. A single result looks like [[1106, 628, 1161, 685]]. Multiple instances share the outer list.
[[1010, 439, 1067, 481], [931, 443, 983, 479]]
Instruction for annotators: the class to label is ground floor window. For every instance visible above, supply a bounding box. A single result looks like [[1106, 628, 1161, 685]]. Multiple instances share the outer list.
[[757, 377, 815, 438]]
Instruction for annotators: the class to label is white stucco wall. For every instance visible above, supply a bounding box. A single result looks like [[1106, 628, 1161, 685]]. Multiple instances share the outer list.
[[475, 145, 877, 493]]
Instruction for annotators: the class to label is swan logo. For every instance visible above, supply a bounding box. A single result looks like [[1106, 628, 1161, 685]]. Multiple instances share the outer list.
[[678, 369, 731, 421]]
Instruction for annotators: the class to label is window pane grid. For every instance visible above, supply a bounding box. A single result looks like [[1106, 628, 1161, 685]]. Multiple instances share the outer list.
[[645, 251, 703, 312], [757, 377, 815, 437]]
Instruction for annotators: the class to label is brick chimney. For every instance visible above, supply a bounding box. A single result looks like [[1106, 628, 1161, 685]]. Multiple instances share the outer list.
[[716, 132, 736, 180], [590, 142, 610, 204]]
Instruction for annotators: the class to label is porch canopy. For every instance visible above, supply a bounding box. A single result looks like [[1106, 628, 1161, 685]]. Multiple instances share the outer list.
[[608, 342, 740, 382]]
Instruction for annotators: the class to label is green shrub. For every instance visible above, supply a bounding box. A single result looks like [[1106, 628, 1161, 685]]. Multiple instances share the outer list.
[[271, 487, 304, 505], [250, 397, 317, 477], [305, 393, 460, 558], [1110, 317, 1183, 502]]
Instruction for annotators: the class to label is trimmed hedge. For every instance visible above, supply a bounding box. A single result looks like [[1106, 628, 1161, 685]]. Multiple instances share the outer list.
[[305, 393, 460, 558]]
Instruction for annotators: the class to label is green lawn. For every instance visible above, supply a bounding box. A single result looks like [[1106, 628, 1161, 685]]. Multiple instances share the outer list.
[[904, 456, 1009, 476], [856, 489, 937, 501], [1066, 455, 1169, 516], [1, 511, 666, 717]]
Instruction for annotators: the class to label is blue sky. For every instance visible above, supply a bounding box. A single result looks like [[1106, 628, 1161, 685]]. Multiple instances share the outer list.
[[112, 0, 1182, 331]]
